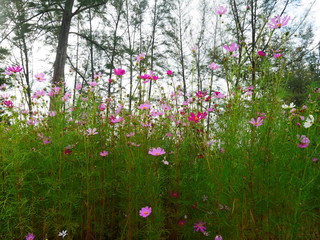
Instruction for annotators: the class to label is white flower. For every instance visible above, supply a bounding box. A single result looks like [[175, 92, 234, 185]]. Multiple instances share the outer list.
[[282, 102, 296, 109], [303, 115, 314, 128], [58, 230, 68, 238]]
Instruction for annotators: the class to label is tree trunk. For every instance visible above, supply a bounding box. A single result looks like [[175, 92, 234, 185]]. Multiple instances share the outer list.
[[52, 0, 75, 85]]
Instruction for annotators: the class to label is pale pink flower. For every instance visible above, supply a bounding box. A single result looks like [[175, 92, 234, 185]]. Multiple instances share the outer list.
[[94, 72, 102, 80], [0, 83, 7, 90], [32, 90, 46, 99], [49, 111, 57, 117], [139, 206, 152, 218], [209, 62, 220, 70], [137, 53, 146, 62], [268, 15, 290, 29], [223, 42, 240, 52], [249, 117, 264, 126], [115, 104, 123, 114], [148, 147, 166, 156], [34, 73, 47, 82], [87, 128, 98, 135], [216, 6, 227, 16], [137, 103, 151, 110]]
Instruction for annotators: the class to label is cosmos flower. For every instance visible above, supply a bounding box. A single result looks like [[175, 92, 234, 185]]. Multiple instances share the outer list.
[[194, 222, 207, 233], [209, 62, 220, 70], [34, 73, 47, 82], [113, 68, 126, 76], [267, 15, 290, 29], [188, 112, 208, 123], [148, 147, 166, 156], [26, 233, 35, 240], [303, 115, 314, 128], [58, 230, 68, 238], [223, 42, 240, 52], [297, 135, 310, 148], [249, 117, 264, 127], [139, 206, 152, 217], [216, 6, 227, 16]]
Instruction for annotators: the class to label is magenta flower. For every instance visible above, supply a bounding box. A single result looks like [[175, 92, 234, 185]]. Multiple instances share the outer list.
[[249, 117, 264, 126], [188, 112, 208, 123], [100, 151, 109, 157], [26, 233, 35, 240], [167, 70, 173, 76], [113, 68, 126, 76], [257, 51, 266, 56], [35, 73, 47, 82], [267, 15, 290, 29], [137, 103, 151, 110], [273, 53, 284, 59], [216, 6, 227, 16], [215, 235, 223, 240], [209, 62, 220, 70], [196, 91, 207, 98], [194, 222, 207, 233], [3, 100, 14, 108], [139, 206, 152, 217], [5, 65, 23, 75], [87, 128, 98, 136], [223, 42, 240, 52], [297, 135, 310, 148], [109, 115, 124, 124], [148, 147, 166, 156]]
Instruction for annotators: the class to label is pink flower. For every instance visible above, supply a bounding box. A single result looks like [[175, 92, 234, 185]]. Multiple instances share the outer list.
[[115, 104, 123, 114], [223, 42, 240, 52], [99, 103, 106, 111], [109, 115, 124, 124], [113, 68, 126, 76], [94, 72, 102, 80], [89, 81, 98, 87], [100, 151, 109, 157], [76, 84, 82, 90], [209, 62, 220, 70], [32, 90, 46, 99], [35, 73, 47, 82], [273, 53, 284, 59], [194, 222, 207, 233], [167, 70, 173, 76], [49, 111, 57, 117], [216, 6, 227, 16], [188, 112, 208, 123], [137, 103, 151, 110], [26, 233, 35, 240], [5, 65, 23, 75], [87, 128, 98, 136], [267, 15, 290, 29], [297, 135, 310, 148], [213, 92, 226, 99], [196, 91, 207, 98], [161, 104, 171, 111], [137, 53, 146, 62], [148, 147, 166, 156], [3, 100, 14, 108], [312, 158, 318, 162], [139, 206, 152, 218], [257, 51, 266, 56], [249, 117, 264, 126], [215, 235, 223, 240]]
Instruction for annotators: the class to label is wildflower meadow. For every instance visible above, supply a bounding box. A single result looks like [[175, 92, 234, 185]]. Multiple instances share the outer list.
[[0, 2, 320, 240]]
